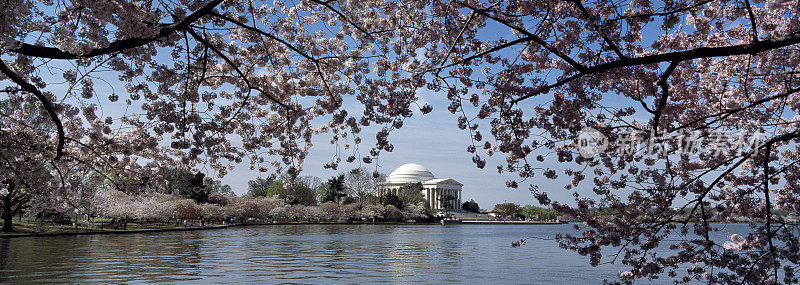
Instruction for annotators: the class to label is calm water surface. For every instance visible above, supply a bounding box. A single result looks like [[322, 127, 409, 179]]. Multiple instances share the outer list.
[[0, 223, 750, 284]]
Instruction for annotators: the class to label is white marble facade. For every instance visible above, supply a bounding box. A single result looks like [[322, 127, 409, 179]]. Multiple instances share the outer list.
[[377, 163, 463, 210]]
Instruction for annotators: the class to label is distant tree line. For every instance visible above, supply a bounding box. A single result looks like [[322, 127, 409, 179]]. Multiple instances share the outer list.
[[492, 203, 562, 221], [0, 166, 436, 232]]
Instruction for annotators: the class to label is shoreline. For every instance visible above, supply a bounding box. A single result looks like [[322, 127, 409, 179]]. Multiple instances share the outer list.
[[0, 221, 439, 238], [460, 220, 568, 225], [0, 220, 574, 238]]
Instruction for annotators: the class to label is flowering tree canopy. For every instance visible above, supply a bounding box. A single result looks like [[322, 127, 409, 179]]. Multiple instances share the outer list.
[[1, 0, 431, 185], [3, 0, 800, 283], [416, 0, 800, 283]]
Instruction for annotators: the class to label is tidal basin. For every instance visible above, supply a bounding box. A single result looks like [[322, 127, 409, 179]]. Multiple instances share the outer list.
[[0, 223, 749, 283]]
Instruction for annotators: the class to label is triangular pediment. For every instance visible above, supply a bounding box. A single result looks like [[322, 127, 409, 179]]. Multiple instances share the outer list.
[[423, 178, 463, 186]]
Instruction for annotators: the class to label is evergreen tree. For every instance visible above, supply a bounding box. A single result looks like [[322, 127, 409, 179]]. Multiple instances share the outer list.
[[322, 175, 347, 203]]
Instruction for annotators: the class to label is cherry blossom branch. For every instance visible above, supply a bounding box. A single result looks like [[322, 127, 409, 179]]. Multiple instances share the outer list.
[[0, 151, 36, 194], [652, 61, 679, 133], [568, 0, 627, 59], [207, 11, 337, 99], [606, 0, 715, 22], [758, 129, 800, 280], [7, 0, 224, 59], [309, 0, 374, 38], [0, 60, 65, 161], [763, 143, 778, 280], [512, 31, 800, 104], [453, 0, 587, 73], [185, 28, 291, 111], [668, 86, 800, 133], [421, 36, 533, 73], [65, 137, 123, 190], [435, 11, 475, 76], [743, 0, 759, 42], [208, 11, 316, 62]]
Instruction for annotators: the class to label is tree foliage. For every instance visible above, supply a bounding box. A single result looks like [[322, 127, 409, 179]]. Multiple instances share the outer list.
[[247, 175, 317, 206], [520, 205, 560, 221], [381, 193, 403, 210], [184, 172, 212, 203], [438, 194, 456, 212], [493, 203, 522, 218], [321, 175, 347, 203], [461, 200, 480, 213]]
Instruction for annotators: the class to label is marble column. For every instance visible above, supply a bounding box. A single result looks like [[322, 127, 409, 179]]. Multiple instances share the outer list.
[[436, 189, 440, 209], [457, 191, 461, 209]]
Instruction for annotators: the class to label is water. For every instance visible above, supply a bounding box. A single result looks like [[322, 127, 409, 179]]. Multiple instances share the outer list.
[[0, 223, 751, 283]]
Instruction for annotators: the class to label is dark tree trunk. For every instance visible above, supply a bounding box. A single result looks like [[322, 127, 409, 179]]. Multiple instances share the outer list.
[[2, 204, 13, 232]]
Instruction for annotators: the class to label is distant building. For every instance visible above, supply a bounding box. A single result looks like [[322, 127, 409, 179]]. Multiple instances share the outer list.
[[377, 163, 463, 210]]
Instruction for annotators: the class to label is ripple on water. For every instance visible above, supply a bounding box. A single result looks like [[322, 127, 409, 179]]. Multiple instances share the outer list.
[[0, 223, 752, 283]]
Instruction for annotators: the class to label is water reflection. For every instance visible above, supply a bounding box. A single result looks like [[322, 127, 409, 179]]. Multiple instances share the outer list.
[[0, 223, 753, 283]]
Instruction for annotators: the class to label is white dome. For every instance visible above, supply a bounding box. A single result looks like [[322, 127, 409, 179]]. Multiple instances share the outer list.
[[386, 163, 435, 184]]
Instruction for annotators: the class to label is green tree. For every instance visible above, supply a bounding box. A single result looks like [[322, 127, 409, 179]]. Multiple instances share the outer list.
[[248, 174, 319, 206], [285, 181, 318, 206], [247, 177, 281, 198], [211, 180, 234, 196], [521, 205, 562, 220], [439, 194, 456, 214], [398, 183, 426, 210], [180, 172, 211, 203], [461, 200, 480, 213], [151, 164, 194, 196], [321, 175, 347, 203], [494, 203, 522, 219], [382, 193, 403, 209]]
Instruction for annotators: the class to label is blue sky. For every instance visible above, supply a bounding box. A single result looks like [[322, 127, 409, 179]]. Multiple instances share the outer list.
[[218, 85, 574, 209]]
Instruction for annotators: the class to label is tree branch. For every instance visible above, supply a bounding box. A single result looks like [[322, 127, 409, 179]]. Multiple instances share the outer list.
[[453, 0, 587, 72], [652, 61, 679, 133], [569, 0, 627, 59], [209, 11, 316, 62], [185, 28, 292, 112], [743, 0, 759, 42], [435, 11, 476, 76], [7, 0, 224, 59], [512, 31, 800, 104], [309, 0, 373, 38], [0, 60, 65, 161], [421, 36, 533, 74], [668, 86, 800, 133]]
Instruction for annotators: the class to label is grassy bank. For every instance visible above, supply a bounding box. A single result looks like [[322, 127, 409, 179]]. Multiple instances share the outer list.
[[0, 216, 436, 238], [0, 216, 243, 237]]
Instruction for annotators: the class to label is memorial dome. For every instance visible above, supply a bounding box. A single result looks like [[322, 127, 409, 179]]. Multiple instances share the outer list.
[[385, 163, 435, 184]]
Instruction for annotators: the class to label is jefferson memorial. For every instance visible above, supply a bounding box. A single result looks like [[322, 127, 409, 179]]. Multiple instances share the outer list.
[[377, 163, 463, 210]]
